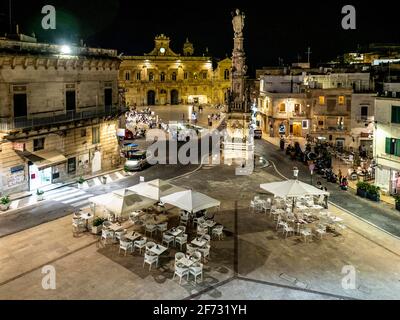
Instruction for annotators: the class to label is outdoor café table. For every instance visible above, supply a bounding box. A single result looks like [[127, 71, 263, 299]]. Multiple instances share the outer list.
[[179, 256, 195, 268], [149, 244, 168, 256], [202, 220, 216, 234], [167, 228, 183, 237], [109, 220, 134, 232], [79, 212, 93, 230], [124, 231, 142, 242], [142, 214, 168, 226], [191, 237, 207, 248]]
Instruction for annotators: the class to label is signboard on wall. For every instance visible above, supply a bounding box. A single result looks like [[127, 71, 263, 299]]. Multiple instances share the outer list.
[[10, 165, 25, 174], [12, 142, 25, 152], [117, 129, 126, 137]]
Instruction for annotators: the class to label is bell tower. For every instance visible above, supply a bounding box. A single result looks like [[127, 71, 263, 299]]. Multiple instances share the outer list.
[[183, 38, 194, 56]]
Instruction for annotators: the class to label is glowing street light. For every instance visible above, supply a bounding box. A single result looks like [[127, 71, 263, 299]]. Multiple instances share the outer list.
[[293, 166, 299, 179], [60, 45, 72, 55]]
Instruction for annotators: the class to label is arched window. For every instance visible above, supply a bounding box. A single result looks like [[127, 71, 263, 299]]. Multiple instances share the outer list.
[[149, 72, 154, 81], [125, 71, 130, 81], [193, 72, 198, 80], [172, 72, 177, 81], [160, 72, 166, 82], [224, 69, 230, 80]]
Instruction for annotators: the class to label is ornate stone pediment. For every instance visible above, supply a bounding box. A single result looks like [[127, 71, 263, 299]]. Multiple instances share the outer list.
[[145, 34, 179, 57]]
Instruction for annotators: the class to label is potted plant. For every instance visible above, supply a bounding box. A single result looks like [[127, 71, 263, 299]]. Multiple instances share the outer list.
[[356, 181, 368, 198], [0, 195, 11, 211], [77, 176, 85, 189], [91, 217, 106, 235], [36, 189, 45, 201], [366, 184, 380, 202], [394, 195, 400, 211]]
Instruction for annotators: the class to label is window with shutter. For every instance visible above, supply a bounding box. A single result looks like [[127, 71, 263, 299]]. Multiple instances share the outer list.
[[392, 106, 400, 124], [396, 139, 400, 157], [385, 137, 391, 154]]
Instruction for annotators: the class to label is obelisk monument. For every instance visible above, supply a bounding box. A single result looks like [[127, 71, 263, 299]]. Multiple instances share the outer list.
[[228, 9, 249, 113]]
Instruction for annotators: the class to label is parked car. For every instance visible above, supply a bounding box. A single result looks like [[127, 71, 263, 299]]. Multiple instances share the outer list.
[[254, 129, 262, 139], [124, 150, 152, 171]]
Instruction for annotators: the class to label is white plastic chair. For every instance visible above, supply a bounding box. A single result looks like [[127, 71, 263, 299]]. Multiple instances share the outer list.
[[145, 224, 157, 238], [175, 234, 188, 251], [119, 239, 133, 256], [180, 216, 189, 226], [156, 223, 168, 236], [189, 262, 203, 283], [197, 245, 210, 263], [143, 253, 158, 271], [72, 218, 86, 235], [115, 230, 126, 241], [212, 226, 224, 240], [262, 199, 272, 214], [101, 229, 114, 245], [249, 200, 256, 213], [133, 238, 147, 254], [197, 225, 207, 236], [162, 234, 175, 248], [186, 244, 197, 256], [191, 251, 202, 263], [315, 224, 327, 239], [173, 263, 189, 285], [300, 228, 312, 242], [283, 224, 295, 238], [175, 252, 185, 263]]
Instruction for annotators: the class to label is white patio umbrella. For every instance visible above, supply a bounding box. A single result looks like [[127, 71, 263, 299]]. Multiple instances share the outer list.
[[260, 180, 329, 198], [160, 190, 220, 213], [127, 179, 186, 201], [89, 188, 157, 218], [260, 180, 329, 211]]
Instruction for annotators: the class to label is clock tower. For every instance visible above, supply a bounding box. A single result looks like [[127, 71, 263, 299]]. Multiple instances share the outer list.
[[145, 34, 179, 56]]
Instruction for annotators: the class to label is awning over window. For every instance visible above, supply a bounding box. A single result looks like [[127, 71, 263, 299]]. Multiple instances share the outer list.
[[19, 150, 67, 170]]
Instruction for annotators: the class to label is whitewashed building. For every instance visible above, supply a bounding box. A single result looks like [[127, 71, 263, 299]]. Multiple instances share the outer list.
[[374, 96, 400, 195]]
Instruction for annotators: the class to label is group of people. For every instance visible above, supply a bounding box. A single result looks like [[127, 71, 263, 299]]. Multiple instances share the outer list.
[[125, 107, 160, 133], [207, 113, 222, 127]]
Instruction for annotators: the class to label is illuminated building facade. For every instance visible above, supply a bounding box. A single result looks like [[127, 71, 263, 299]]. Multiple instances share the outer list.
[[119, 35, 231, 106], [0, 35, 124, 194]]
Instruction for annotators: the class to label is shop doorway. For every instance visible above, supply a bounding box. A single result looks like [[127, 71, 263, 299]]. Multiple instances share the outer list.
[[147, 90, 156, 105], [171, 89, 179, 105], [292, 122, 302, 137], [29, 165, 52, 191]]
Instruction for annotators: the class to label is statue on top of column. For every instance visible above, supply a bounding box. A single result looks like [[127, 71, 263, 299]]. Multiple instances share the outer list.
[[232, 9, 245, 38]]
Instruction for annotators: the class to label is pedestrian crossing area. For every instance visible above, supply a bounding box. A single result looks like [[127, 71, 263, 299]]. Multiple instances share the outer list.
[[77, 171, 127, 190], [8, 170, 129, 211], [41, 187, 94, 208]]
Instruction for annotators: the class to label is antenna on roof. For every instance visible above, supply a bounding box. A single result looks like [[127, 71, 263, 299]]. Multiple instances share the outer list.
[[305, 47, 312, 64], [8, 0, 12, 34]]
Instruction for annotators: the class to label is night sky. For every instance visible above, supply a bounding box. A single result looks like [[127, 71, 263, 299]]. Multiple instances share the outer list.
[[1, 0, 400, 76]]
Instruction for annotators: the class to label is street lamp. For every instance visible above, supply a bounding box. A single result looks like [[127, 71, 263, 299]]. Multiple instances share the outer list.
[[293, 166, 299, 179]]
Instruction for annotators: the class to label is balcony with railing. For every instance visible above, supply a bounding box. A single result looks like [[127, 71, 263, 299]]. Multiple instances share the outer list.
[[355, 115, 374, 123], [291, 111, 309, 118], [312, 126, 349, 133], [0, 105, 127, 131]]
